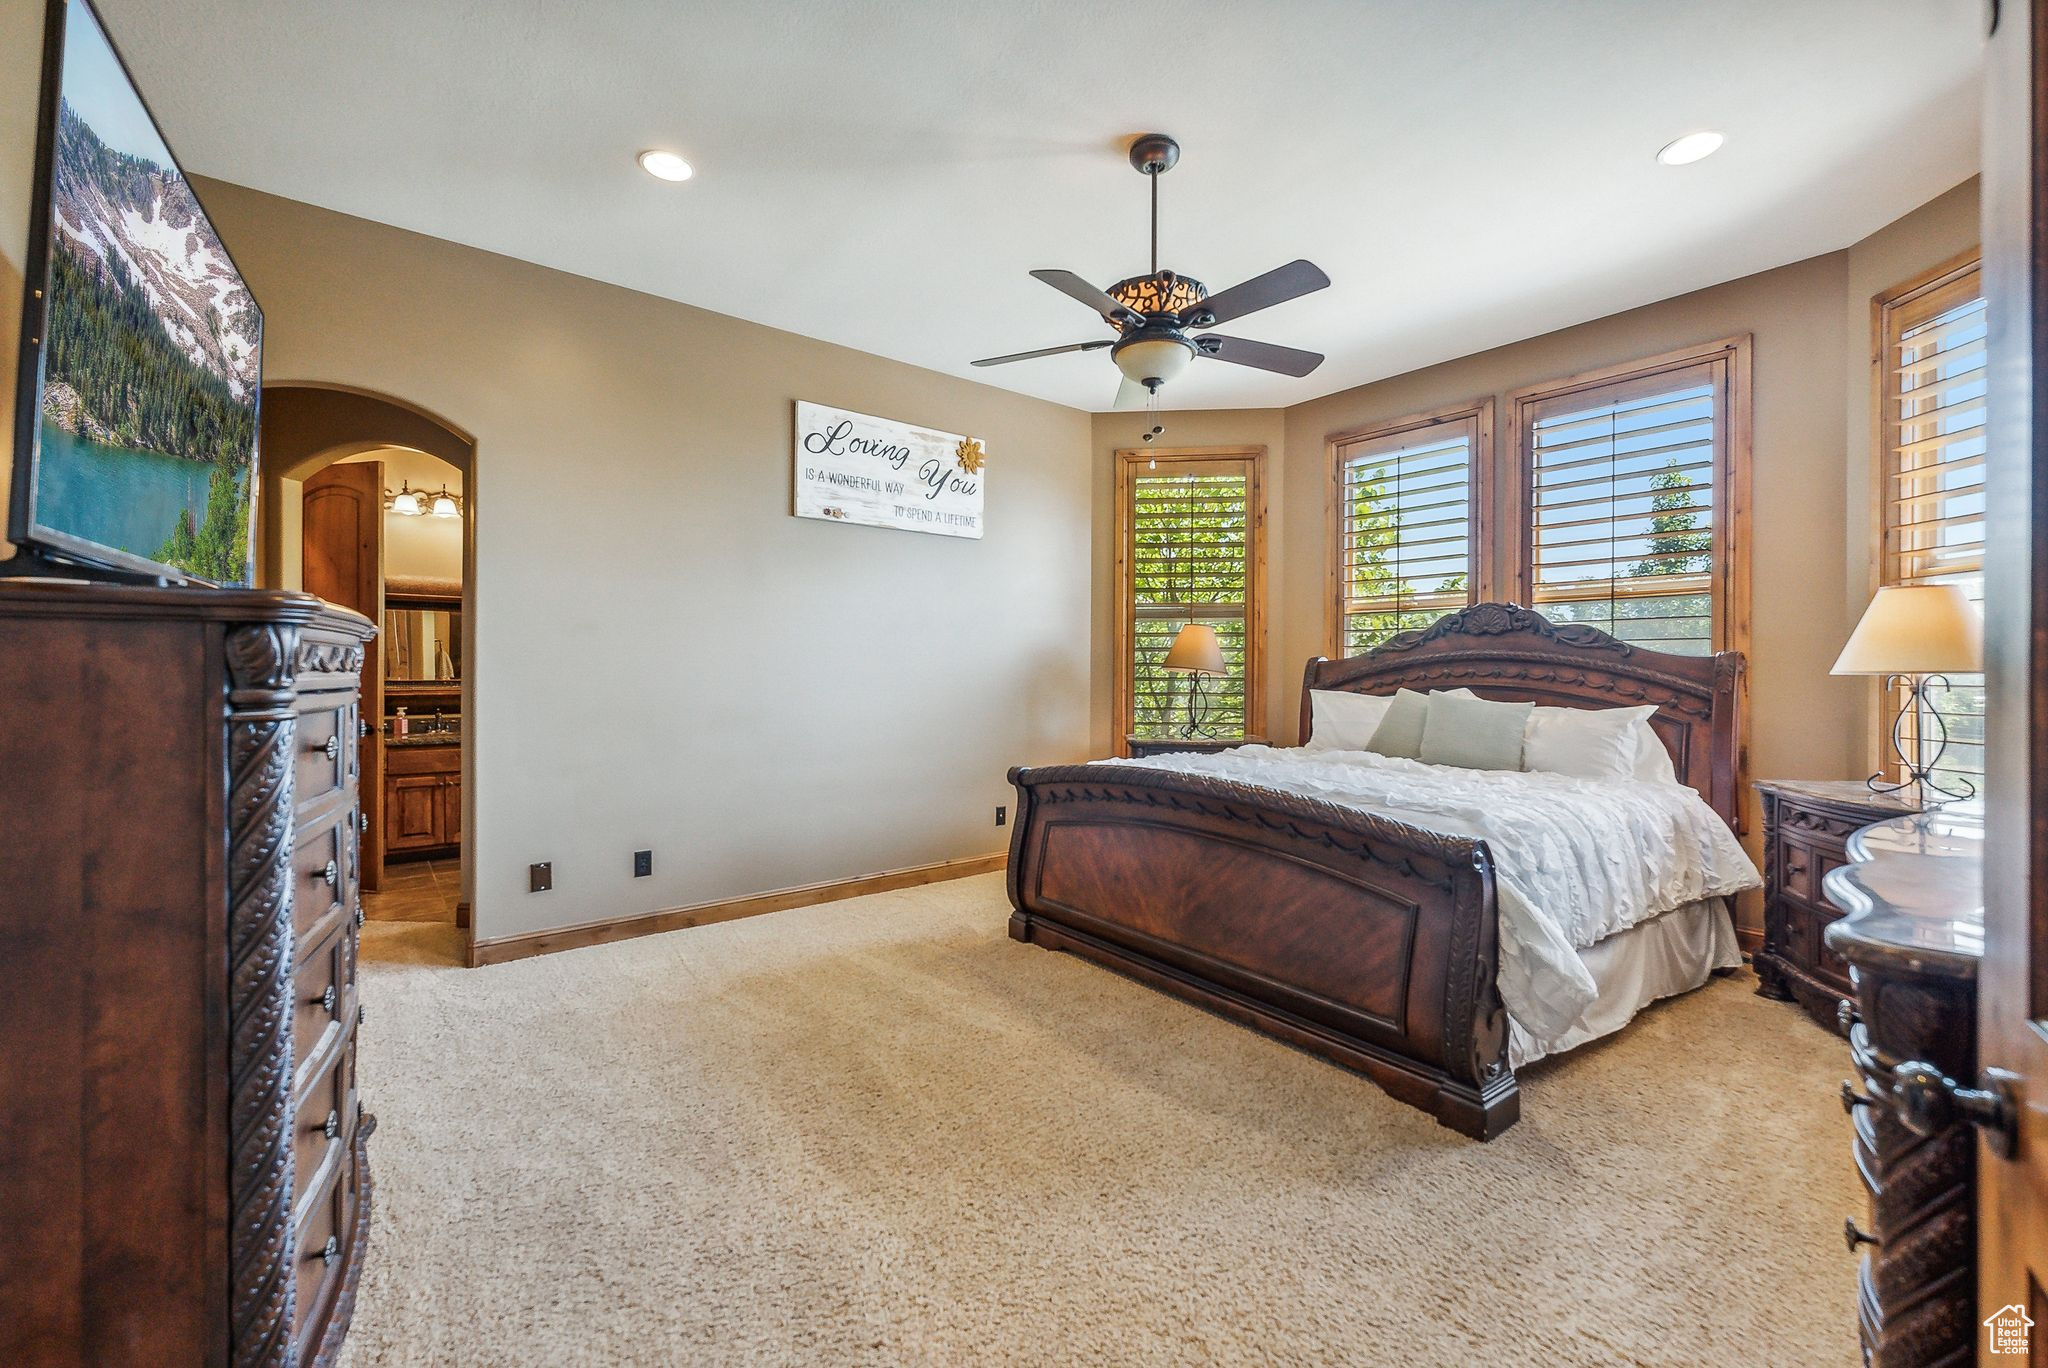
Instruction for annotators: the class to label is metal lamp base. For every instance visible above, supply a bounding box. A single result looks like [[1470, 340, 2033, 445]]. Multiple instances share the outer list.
[[1867, 673, 1976, 805]]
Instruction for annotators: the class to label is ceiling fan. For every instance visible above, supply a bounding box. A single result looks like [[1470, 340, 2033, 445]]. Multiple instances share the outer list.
[[973, 133, 1330, 409]]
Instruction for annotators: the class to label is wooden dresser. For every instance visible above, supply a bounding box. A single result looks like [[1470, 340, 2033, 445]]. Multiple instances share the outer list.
[[1823, 807, 1983, 1368], [1753, 780, 1920, 1033], [0, 581, 377, 1368]]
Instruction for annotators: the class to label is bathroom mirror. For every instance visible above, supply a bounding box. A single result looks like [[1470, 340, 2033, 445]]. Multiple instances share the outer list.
[[385, 597, 462, 682]]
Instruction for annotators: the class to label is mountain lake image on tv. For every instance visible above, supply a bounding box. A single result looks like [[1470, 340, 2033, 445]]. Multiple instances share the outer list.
[[21, 0, 261, 583]]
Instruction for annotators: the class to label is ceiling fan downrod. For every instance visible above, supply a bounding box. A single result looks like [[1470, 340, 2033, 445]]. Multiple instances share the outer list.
[[1129, 133, 1179, 277]]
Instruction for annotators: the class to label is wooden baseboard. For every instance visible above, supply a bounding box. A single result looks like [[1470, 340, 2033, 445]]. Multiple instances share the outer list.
[[1737, 925, 1764, 955], [466, 851, 1008, 967]]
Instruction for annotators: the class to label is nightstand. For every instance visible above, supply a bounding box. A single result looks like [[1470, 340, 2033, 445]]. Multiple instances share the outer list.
[[1123, 734, 1266, 758], [1752, 779, 1920, 1034]]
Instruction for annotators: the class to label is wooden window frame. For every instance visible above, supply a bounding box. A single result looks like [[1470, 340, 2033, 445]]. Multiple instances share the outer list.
[[1871, 248, 1983, 586], [1323, 399, 1497, 657], [1113, 446, 1266, 755], [1505, 335, 1753, 663], [1869, 248, 1985, 785]]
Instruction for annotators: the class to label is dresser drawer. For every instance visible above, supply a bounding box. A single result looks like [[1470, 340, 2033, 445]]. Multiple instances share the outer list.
[[293, 923, 355, 1081], [294, 1033, 358, 1204], [292, 1141, 353, 1359], [1776, 836, 1819, 902], [294, 818, 346, 936], [295, 702, 353, 813]]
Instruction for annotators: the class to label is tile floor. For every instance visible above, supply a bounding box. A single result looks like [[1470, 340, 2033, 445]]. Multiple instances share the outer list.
[[366, 856, 463, 923]]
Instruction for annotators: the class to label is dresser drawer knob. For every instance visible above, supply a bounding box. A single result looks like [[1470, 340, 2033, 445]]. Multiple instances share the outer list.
[[1840, 1081, 1873, 1114], [359, 809, 370, 834], [321, 734, 340, 761], [321, 985, 337, 1015], [321, 860, 338, 888], [324, 1109, 340, 1140], [359, 717, 372, 738], [354, 901, 366, 929], [1836, 1000, 1860, 1034], [318, 1235, 339, 1265], [1891, 1060, 2022, 1159], [1843, 1218, 1879, 1252]]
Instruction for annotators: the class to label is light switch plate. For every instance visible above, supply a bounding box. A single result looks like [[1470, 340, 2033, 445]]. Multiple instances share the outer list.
[[529, 861, 552, 892]]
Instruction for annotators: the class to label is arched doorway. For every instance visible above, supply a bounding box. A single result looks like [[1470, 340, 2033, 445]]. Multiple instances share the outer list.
[[259, 383, 477, 965]]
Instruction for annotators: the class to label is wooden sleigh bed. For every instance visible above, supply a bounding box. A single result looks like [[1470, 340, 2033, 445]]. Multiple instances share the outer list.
[[1005, 603, 1742, 1139]]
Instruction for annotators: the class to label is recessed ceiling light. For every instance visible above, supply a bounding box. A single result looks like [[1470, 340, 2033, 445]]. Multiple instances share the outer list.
[[1656, 131, 1724, 166], [637, 149, 694, 182]]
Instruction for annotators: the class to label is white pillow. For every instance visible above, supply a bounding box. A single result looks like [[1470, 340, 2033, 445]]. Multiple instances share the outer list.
[[1631, 718, 1680, 785], [1304, 689, 1396, 750], [1305, 687, 1474, 751], [1521, 704, 1659, 781]]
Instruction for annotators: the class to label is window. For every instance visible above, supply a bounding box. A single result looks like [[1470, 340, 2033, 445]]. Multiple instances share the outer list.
[[1509, 338, 1751, 656], [1328, 402, 1493, 653], [1876, 254, 1985, 791], [1115, 448, 1263, 747]]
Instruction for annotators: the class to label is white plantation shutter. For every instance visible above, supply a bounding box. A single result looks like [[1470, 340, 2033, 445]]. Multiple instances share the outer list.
[[1879, 260, 1986, 789], [1119, 453, 1261, 742], [1521, 354, 1734, 656], [1333, 407, 1486, 653]]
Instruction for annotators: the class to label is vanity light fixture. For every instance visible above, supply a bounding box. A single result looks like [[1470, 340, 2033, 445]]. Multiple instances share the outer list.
[[637, 149, 694, 182], [428, 486, 462, 519], [385, 480, 424, 516], [1655, 131, 1724, 166]]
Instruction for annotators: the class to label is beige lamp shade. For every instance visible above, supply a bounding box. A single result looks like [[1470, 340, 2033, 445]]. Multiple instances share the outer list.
[[1161, 623, 1226, 675], [1831, 584, 1984, 676]]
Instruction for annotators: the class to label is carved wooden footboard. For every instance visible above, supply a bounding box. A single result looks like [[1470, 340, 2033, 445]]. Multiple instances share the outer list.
[[1005, 763, 1518, 1138], [1005, 603, 1743, 1141]]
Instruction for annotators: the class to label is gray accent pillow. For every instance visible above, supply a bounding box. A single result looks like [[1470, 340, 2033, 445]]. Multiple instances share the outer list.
[[1420, 693, 1534, 772], [1364, 688, 1433, 759]]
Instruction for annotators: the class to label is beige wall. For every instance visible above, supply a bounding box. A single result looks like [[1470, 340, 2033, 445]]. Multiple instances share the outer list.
[[1280, 255, 1856, 820], [162, 181, 1096, 943], [0, 3, 1978, 947], [1841, 181, 1982, 769], [337, 447, 466, 585], [1092, 181, 1977, 936]]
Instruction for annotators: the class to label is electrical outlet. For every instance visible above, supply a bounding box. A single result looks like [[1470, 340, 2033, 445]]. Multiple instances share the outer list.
[[529, 861, 552, 893], [995, 805, 1007, 827], [633, 849, 652, 878]]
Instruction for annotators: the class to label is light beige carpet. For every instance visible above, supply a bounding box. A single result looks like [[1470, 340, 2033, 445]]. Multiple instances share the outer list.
[[340, 874, 1859, 1367]]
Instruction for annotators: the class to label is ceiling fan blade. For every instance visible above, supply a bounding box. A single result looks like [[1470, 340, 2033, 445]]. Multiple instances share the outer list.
[[1197, 334, 1325, 378], [1114, 376, 1148, 410], [1031, 269, 1139, 325], [971, 340, 1113, 367], [1184, 260, 1330, 328]]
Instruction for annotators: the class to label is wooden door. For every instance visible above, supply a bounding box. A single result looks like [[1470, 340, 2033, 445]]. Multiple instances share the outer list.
[[1978, 0, 2048, 1351], [302, 462, 384, 891]]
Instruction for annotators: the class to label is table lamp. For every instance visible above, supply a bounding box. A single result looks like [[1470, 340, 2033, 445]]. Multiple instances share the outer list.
[[1831, 584, 1985, 803], [1161, 623, 1226, 739]]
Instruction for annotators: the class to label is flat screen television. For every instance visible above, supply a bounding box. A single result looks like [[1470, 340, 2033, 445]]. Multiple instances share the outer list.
[[7, 0, 261, 586]]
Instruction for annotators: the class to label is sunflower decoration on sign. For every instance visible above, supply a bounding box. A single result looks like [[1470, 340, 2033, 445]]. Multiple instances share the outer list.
[[954, 437, 987, 474]]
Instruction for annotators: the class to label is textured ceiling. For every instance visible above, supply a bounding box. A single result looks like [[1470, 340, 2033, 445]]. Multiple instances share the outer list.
[[101, 0, 1985, 411]]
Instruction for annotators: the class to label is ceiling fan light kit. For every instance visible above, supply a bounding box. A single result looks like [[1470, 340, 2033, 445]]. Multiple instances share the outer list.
[[972, 133, 1330, 407]]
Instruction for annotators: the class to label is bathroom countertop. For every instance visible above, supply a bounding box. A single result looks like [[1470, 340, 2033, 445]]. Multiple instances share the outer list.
[[385, 732, 461, 748]]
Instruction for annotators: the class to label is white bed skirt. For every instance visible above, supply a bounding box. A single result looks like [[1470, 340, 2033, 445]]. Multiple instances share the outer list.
[[1508, 897, 1742, 1068]]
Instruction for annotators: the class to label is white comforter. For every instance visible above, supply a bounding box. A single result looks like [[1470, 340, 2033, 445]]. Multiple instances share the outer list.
[[1100, 746, 1760, 1041]]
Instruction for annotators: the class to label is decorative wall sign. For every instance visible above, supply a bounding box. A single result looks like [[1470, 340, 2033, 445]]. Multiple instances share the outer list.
[[793, 401, 984, 539]]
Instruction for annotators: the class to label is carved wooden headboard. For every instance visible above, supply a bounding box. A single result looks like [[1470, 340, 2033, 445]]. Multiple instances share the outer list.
[[1300, 603, 1744, 828]]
